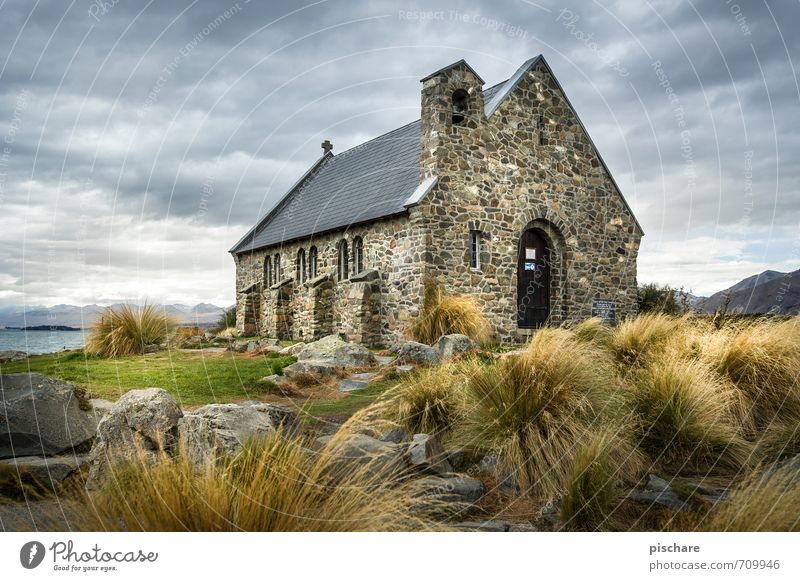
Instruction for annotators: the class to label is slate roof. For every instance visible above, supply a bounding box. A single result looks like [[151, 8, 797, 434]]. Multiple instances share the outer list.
[[230, 82, 506, 254], [231, 55, 642, 254]]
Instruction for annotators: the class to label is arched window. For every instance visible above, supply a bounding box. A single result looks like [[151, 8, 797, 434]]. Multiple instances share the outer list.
[[274, 253, 281, 283], [264, 256, 272, 286], [352, 236, 364, 275], [452, 88, 469, 125], [296, 249, 306, 283], [337, 240, 349, 281], [308, 246, 318, 279]]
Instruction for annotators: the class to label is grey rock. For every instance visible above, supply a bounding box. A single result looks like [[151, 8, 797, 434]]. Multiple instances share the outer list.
[[396, 364, 415, 373], [436, 334, 478, 359], [143, 344, 159, 354], [282, 361, 339, 379], [339, 378, 369, 392], [540, 498, 562, 526], [186, 335, 203, 345], [381, 428, 410, 444], [203, 332, 215, 340], [509, 522, 538, 532], [0, 373, 98, 460], [297, 335, 376, 367], [628, 475, 687, 511], [86, 388, 183, 490], [453, 520, 510, 532], [279, 342, 305, 356], [375, 355, 396, 366], [178, 403, 289, 467], [259, 374, 290, 388], [412, 475, 485, 504], [0, 350, 28, 363], [88, 398, 114, 423], [389, 341, 441, 365], [0, 454, 90, 487], [231, 339, 258, 353], [408, 434, 453, 475], [319, 433, 407, 478]]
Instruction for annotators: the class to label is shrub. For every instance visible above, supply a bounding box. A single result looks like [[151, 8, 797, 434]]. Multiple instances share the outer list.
[[704, 462, 800, 531], [86, 303, 176, 357], [637, 283, 688, 315], [608, 313, 686, 367], [216, 305, 236, 331], [458, 328, 616, 497], [78, 431, 450, 532], [711, 319, 800, 436], [410, 282, 492, 345], [559, 429, 645, 531], [384, 361, 473, 436], [627, 354, 752, 471]]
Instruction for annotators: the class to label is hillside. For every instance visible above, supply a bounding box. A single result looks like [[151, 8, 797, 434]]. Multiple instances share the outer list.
[[699, 269, 800, 314]]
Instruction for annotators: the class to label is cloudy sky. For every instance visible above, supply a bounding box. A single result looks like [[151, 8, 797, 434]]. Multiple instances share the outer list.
[[0, 0, 797, 308]]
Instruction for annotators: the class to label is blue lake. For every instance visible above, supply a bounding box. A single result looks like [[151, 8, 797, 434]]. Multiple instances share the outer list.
[[0, 329, 86, 355]]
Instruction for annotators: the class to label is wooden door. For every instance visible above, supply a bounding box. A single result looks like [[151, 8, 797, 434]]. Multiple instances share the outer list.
[[517, 229, 550, 328]]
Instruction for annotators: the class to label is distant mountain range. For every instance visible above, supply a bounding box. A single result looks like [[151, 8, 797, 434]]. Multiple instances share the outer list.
[[0, 303, 228, 329], [696, 269, 800, 315]]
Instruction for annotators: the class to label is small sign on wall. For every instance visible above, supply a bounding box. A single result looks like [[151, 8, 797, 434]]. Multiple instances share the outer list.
[[525, 248, 536, 259], [591, 298, 617, 324], [524, 262, 537, 271]]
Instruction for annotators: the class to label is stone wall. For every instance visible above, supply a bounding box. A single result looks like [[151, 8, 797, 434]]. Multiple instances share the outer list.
[[233, 215, 426, 345], [417, 60, 641, 342]]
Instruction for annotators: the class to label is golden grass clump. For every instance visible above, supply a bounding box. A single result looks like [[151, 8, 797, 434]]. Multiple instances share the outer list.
[[79, 431, 450, 532], [458, 328, 616, 498], [559, 429, 646, 531], [572, 317, 614, 348], [627, 354, 753, 471], [711, 319, 800, 435], [384, 361, 474, 436], [86, 303, 176, 357], [410, 283, 492, 345], [704, 461, 800, 531], [608, 313, 686, 367]]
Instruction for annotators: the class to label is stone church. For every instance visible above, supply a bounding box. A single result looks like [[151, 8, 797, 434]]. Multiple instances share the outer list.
[[230, 55, 642, 344]]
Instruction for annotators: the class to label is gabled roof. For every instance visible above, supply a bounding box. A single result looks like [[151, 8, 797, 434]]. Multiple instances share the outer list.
[[231, 82, 504, 253], [420, 58, 485, 84], [231, 55, 642, 254]]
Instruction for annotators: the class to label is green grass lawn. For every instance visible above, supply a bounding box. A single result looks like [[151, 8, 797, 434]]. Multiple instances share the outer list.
[[0, 350, 296, 406]]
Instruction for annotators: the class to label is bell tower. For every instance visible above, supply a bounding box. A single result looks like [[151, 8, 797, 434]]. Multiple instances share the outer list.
[[419, 59, 485, 180]]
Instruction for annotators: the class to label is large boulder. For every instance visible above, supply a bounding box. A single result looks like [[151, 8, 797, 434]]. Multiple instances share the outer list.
[[178, 402, 296, 467], [0, 454, 90, 488], [389, 341, 441, 365], [297, 335, 376, 368], [0, 373, 98, 460], [282, 360, 339, 380], [85, 388, 183, 489], [435, 334, 478, 359], [316, 433, 408, 479]]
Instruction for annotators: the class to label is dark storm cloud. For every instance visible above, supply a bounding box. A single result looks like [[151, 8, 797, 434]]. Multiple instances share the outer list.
[[0, 0, 797, 305]]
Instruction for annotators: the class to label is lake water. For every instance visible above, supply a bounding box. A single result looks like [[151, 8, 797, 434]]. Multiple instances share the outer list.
[[0, 329, 86, 354]]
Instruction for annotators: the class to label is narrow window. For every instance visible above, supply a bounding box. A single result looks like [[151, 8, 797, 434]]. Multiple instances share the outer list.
[[308, 246, 318, 279], [452, 89, 469, 125], [337, 240, 349, 281], [538, 114, 547, 146], [264, 256, 272, 286], [274, 253, 281, 283], [297, 249, 306, 283], [470, 231, 481, 270], [352, 236, 364, 275]]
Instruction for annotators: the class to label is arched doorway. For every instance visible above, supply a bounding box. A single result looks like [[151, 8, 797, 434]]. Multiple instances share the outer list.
[[517, 228, 551, 328]]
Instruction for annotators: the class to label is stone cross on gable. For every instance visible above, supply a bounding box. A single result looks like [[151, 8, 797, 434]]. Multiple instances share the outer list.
[[321, 140, 333, 154]]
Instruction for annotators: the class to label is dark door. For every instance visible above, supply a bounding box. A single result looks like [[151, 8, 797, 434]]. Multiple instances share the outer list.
[[517, 229, 550, 328]]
